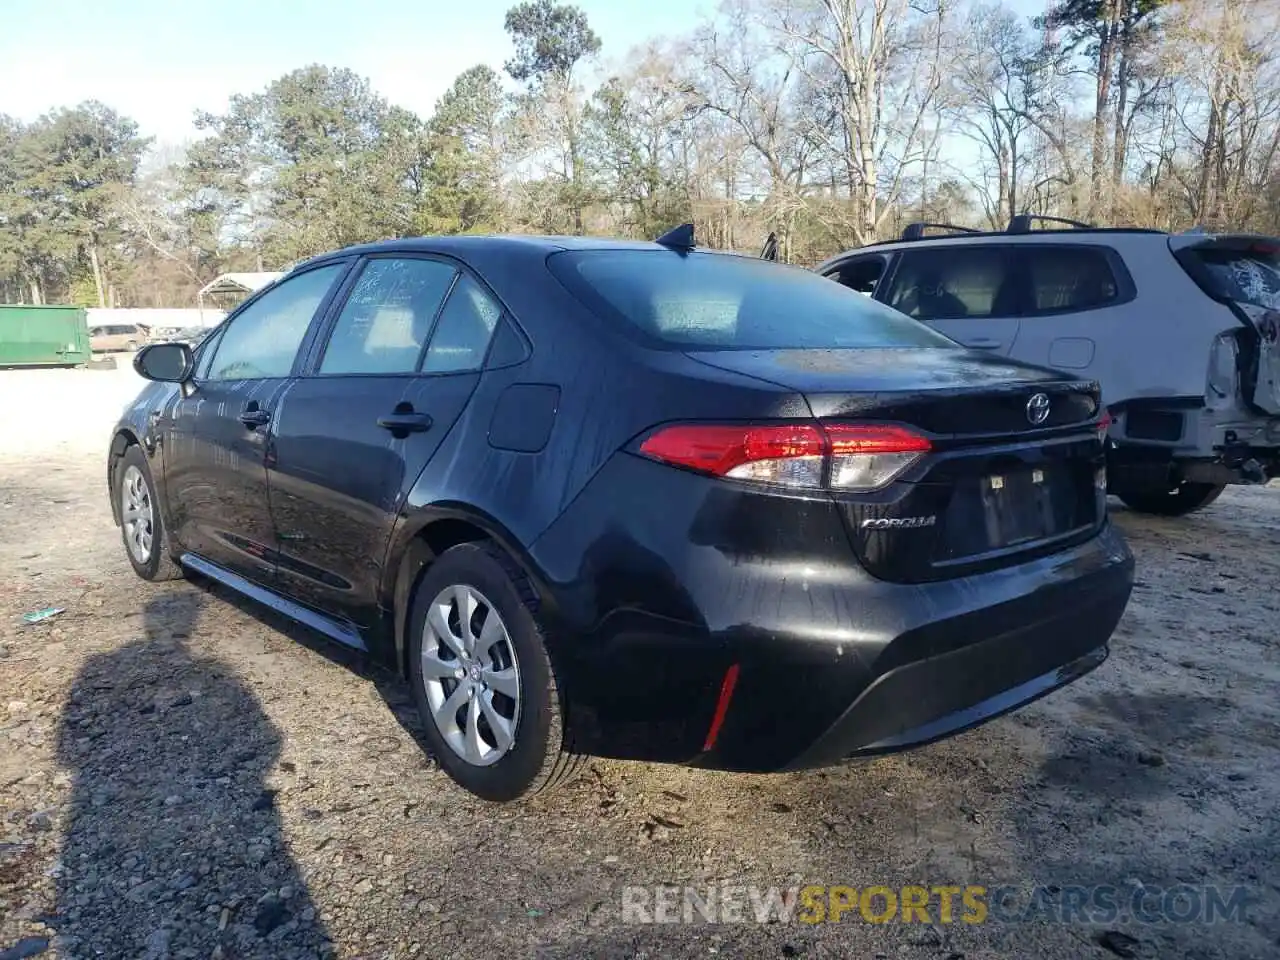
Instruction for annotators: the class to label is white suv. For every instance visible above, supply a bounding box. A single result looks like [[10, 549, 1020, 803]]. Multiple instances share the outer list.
[[814, 216, 1280, 516]]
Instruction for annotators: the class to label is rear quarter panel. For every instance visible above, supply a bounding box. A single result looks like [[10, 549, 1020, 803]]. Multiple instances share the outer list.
[[378, 247, 815, 650], [1052, 236, 1236, 406]]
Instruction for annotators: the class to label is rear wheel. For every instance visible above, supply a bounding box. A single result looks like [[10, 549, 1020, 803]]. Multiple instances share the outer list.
[[125, 340, 139, 352], [116, 445, 184, 581], [407, 542, 586, 802], [1115, 480, 1226, 517]]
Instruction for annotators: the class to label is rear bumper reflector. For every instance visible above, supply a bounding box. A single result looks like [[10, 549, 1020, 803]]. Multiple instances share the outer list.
[[702, 663, 741, 751]]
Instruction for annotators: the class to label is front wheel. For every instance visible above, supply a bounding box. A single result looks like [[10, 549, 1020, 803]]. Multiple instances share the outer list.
[[1115, 480, 1226, 517], [407, 542, 586, 802], [116, 445, 184, 581]]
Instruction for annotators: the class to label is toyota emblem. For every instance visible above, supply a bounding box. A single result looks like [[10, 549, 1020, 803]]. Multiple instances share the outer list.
[[1026, 393, 1051, 425]]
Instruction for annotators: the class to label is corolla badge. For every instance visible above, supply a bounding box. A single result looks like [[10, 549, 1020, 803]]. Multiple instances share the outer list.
[[1026, 392, 1051, 425], [861, 516, 937, 529]]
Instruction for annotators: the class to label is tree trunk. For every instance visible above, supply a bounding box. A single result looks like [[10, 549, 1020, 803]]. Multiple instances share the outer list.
[[1008, 131, 1020, 223], [29, 278, 42, 305], [859, 148, 878, 244], [1197, 91, 1223, 225], [89, 244, 107, 308], [1111, 19, 1132, 220], [1090, 0, 1120, 220]]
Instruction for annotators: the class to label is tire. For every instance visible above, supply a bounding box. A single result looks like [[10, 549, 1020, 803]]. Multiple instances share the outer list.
[[125, 340, 139, 352], [407, 541, 586, 802], [116, 445, 184, 581], [1116, 480, 1226, 517]]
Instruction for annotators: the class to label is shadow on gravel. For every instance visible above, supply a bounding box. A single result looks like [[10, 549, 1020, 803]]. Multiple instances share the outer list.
[[185, 573, 437, 765], [53, 589, 332, 959]]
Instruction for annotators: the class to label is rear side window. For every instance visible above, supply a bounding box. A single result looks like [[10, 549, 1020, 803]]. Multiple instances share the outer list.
[[885, 248, 1016, 320], [549, 250, 953, 350], [1191, 247, 1280, 309], [421, 275, 503, 373], [1024, 247, 1121, 313], [827, 255, 887, 295], [320, 258, 457, 375]]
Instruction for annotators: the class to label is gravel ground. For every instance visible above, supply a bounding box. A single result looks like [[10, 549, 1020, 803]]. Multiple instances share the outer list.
[[1, 363, 1278, 960]]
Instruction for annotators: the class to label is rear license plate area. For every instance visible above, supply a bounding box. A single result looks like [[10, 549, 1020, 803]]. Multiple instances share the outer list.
[[939, 465, 1082, 557], [982, 468, 1060, 546]]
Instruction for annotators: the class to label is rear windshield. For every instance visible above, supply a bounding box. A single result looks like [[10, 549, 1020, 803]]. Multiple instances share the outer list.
[[1192, 245, 1280, 309], [548, 250, 957, 350]]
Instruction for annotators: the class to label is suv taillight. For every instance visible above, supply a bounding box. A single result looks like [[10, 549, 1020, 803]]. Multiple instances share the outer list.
[[638, 422, 931, 491], [1207, 331, 1241, 408]]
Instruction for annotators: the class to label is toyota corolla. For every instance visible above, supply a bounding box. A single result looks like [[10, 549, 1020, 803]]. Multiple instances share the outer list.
[[107, 231, 1134, 802]]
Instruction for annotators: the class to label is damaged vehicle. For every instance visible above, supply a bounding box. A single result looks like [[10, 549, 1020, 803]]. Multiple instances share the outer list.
[[812, 218, 1280, 516], [107, 229, 1133, 802]]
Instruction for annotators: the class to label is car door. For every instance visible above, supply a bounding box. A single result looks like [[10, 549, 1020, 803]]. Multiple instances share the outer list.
[[882, 246, 1024, 355], [997, 244, 1136, 387], [162, 262, 349, 587], [267, 255, 505, 626]]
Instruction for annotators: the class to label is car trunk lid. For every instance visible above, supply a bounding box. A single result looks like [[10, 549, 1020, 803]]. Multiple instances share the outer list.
[[1170, 233, 1280, 415], [685, 347, 1107, 583]]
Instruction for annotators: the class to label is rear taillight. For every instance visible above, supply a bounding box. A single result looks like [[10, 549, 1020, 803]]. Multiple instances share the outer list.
[[1096, 408, 1113, 442], [1207, 331, 1240, 408], [638, 422, 931, 491]]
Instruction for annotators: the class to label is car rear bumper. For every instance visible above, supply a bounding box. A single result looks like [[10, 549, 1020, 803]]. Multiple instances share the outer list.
[[546, 529, 1132, 773], [530, 453, 1135, 773], [778, 605, 1114, 771], [697, 522, 1131, 772]]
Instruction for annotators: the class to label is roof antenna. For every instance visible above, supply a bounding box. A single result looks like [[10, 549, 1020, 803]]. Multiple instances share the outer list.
[[655, 222, 695, 252], [760, 231, 779, 261]]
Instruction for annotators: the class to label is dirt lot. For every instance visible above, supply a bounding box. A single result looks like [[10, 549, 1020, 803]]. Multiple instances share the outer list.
[[1, 363, 1278, 960]]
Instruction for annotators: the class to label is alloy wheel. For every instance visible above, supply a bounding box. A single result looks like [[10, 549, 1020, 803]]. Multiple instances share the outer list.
[[420, 584, 521, 767], [120, 464, 154, 565]]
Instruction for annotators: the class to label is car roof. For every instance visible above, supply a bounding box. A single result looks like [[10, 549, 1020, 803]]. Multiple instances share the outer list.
[[814, 227, 1174, 272], [292, 234, 698, 271]]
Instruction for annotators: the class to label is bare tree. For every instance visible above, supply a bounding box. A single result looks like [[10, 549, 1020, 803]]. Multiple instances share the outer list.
[[770, 0, 953, 244]]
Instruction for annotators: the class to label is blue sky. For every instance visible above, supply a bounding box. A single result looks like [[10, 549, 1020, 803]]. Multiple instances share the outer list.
[[1, 0, 1044, 147]]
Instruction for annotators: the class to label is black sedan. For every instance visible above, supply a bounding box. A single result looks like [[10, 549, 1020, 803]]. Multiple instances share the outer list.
[[108, 232, 1134, 802]]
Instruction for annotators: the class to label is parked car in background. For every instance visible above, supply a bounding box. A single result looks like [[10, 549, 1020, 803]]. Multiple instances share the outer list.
[[107, 229, 1133, 802], [155, 326, 211, 347], [815, 217, 1280, 516], [90, 322, 150, 353]]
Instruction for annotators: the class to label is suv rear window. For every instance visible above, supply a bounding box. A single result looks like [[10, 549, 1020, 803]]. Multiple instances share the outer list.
[[549, 250, 954, 350]]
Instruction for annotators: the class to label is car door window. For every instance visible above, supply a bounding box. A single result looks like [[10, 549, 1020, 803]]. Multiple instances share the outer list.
[[319, 258, 457, 375], [1023, 246, 1122, 314], [205, 265, 343, 381], [886, 248, 1016, 320], [421, 274, 503, 374], [828, 255, 888, 296], [193, 325, 226, 379]]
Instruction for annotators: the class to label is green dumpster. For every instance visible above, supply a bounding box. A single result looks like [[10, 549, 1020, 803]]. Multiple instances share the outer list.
[[0, 305, 92, 367]]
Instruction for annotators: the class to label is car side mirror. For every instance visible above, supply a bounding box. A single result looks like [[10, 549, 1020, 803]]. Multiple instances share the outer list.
[[134, 342, 194, 383]]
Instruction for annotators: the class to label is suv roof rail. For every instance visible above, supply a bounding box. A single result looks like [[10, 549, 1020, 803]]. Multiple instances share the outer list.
[[900, 222, 982, 241], [1006, 214, 1094, 233]]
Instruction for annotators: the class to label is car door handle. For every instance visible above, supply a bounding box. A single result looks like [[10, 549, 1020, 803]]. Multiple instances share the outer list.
[[964, 338, 1003, 349], [239, 409, 271, 428], [377, 412, 433, 433]]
